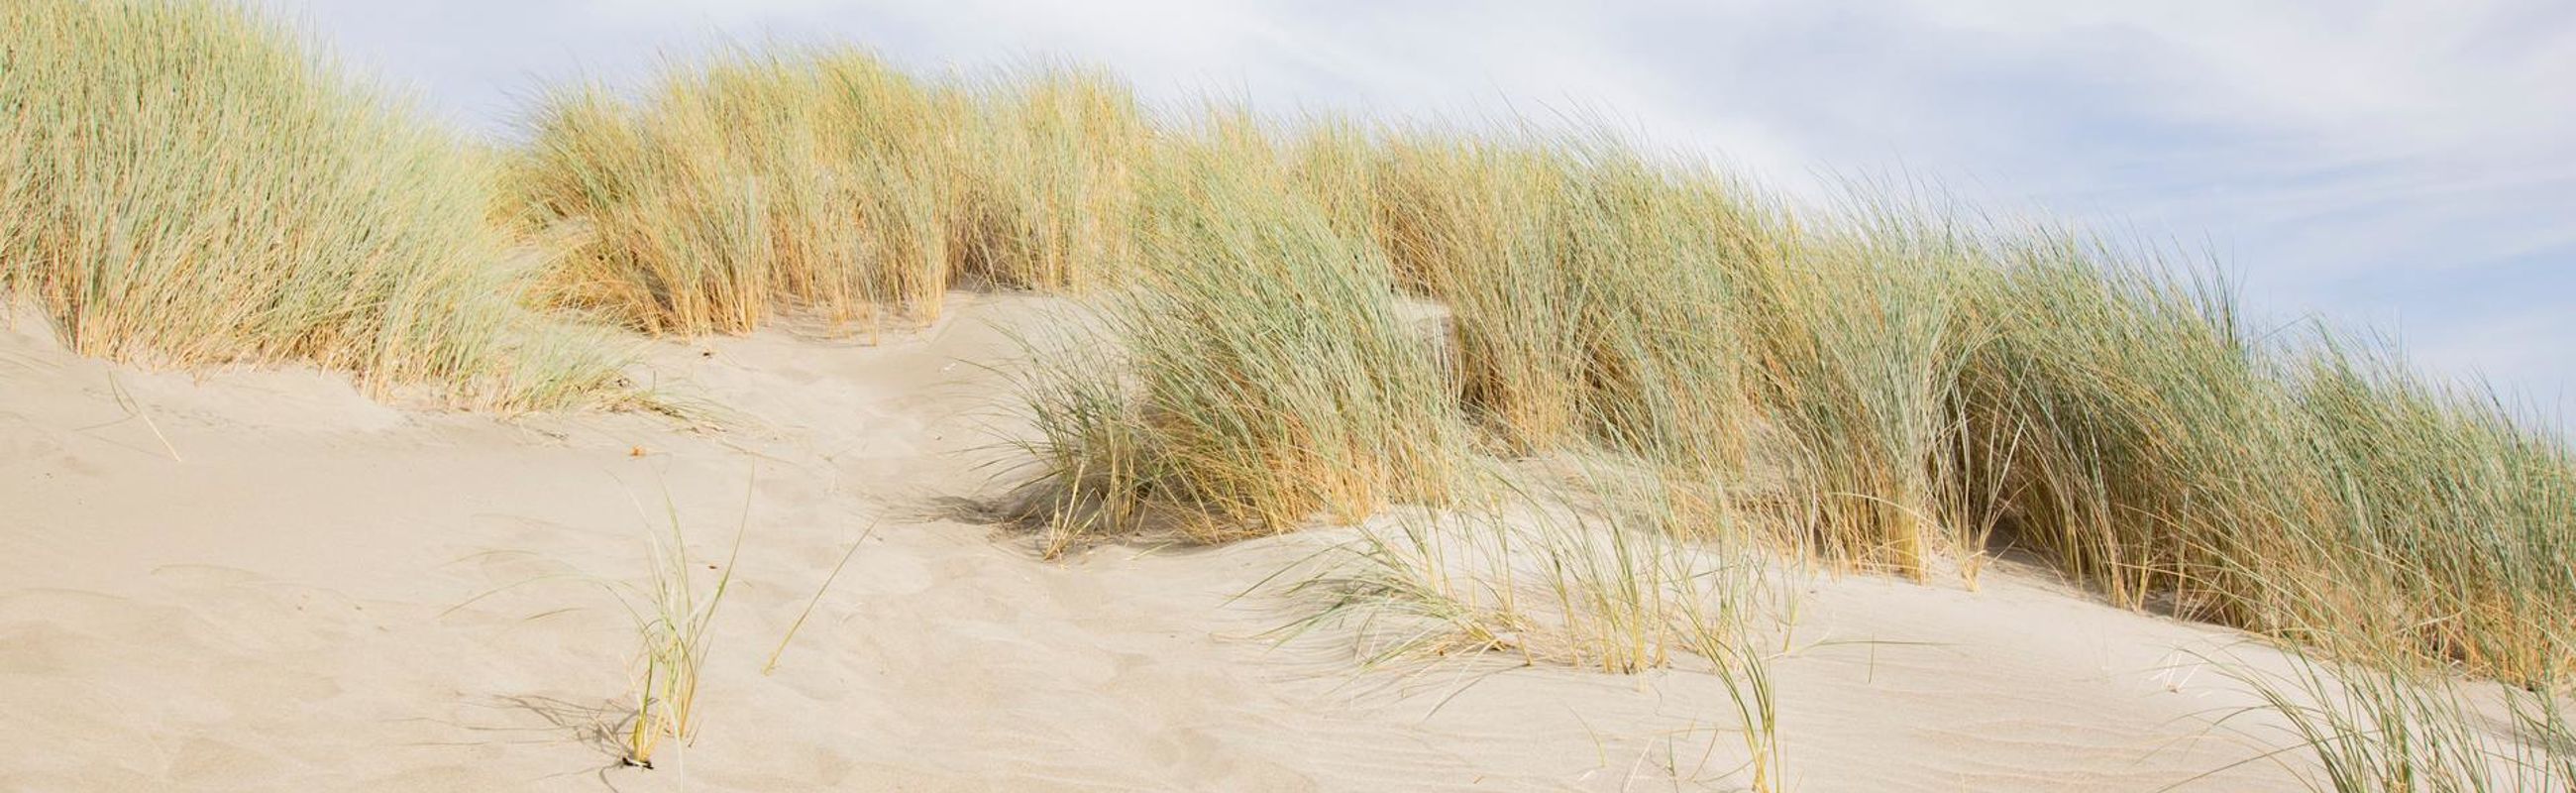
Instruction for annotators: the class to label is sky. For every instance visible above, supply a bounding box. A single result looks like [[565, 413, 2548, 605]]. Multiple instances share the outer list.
[[275, 0, 2576, 425]]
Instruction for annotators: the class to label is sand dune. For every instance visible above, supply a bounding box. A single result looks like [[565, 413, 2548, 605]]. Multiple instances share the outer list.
[[1, 294, 2337, 790]]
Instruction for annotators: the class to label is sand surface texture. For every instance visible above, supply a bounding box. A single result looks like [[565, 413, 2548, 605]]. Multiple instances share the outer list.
[[2, 294, 2318, 791]]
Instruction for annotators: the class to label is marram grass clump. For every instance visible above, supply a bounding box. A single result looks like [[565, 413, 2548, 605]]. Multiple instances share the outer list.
[[1009, 122, 1465, 554], [0, 0, 631, 410], [513, 49, 957, 335], [512, 48, 1147, 336]]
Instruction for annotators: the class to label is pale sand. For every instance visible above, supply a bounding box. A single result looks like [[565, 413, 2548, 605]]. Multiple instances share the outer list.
[[0, 293, 2319, 791]]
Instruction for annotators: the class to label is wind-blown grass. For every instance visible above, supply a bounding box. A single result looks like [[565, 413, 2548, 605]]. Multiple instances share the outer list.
[[617, 491, 747, 770], [996, 105, 2572, 686], [2281, 341, 2576, 682], [0, 0, 630, 410], [1353, 135, 1771, 473], [1008, 123, 1464, 552], [503, 42, 2574, 689], [2193, 644, 2576, 792], [946, 67, 1147, 292], [1953, 232, 2576, 684], [1273, 460, 1790, 791], [514, 49, 955, 334], [513, 49, 1146, 335], [21, 6, 2560, 775]]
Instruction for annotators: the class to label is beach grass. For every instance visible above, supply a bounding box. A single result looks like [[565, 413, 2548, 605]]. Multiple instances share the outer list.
[[978, 103, 2574, 688], [2194, 643, 2576, 792], [0, 0, 632, 410], [1007, 119, 1465, 551], [616, 490, 748, 769], [511, 48, 1147, 336], [1270, 457, 1791, 790]]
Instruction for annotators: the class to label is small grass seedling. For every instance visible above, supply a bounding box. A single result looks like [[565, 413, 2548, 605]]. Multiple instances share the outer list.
[[615, 484, 750, 769]]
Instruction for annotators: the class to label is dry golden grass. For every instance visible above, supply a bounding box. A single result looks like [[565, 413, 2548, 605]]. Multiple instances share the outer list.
[[512, 49, 956, 335], [513, 50, 1148, 336]]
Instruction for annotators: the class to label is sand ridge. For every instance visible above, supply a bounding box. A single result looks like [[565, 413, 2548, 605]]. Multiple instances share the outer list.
[[1, 294, 2319, 791]]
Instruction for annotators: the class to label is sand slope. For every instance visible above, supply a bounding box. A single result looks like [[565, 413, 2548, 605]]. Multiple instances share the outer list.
[[0, 294, 2318, 791]]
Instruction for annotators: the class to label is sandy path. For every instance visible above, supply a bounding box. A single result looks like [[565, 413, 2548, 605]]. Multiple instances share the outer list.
[[1, 294, 2311, 791]]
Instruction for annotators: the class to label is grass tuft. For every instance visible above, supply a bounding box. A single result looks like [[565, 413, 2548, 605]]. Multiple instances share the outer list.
[[0, 0, 631, 410], [615, 487, 749, 769], [1273, 461, 1790, 790], [2193, 644, 2576, 792], [512, 49, 1149, 336]]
